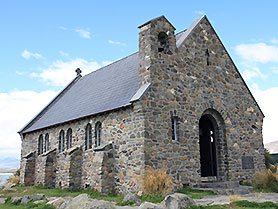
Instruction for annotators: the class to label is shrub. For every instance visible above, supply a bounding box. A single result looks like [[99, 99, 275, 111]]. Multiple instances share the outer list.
[[265, 149, 274, 169], [253, 165, 278, 192], [139, 165, 172, 197], [7, 174, 20, 185]]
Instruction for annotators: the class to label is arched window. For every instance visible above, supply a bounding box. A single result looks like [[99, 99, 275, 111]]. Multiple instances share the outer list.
[[45, 133, 50, 152], [66, 128, 72, 150], [85, 123, 92, 150], [59, 130, 65, 153], [95, 122, 102, 147], [38, 134, 43, 155]]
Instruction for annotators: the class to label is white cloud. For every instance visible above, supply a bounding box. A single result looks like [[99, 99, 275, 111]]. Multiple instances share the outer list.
[[270, 39, 278, 44], [75, 29, 91, 39], [16, 71, 27, 76], [242, 66, 267, 81], [102, 61, 112, 66], [58, 26, 68, 30], [251, 86, 278, 144], [194, 10, 205, 15], [21, 49, 44, 60], [32, 58, 102, 86], [108, 40, 126, 46], [59, 51, 70, 58], [0, 90, 57, 160], [235, 43, 278, 63]]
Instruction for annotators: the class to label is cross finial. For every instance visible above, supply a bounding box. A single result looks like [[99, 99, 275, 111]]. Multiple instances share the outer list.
[[75, 68, 82, 76]]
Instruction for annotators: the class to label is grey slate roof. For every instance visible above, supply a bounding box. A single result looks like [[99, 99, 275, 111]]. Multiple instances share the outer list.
[[19, 15, 263, 134], [20, 23, 196, 134]]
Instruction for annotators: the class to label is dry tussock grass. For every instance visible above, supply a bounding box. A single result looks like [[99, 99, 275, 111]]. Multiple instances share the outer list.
[[253, 164, 278, 192], [139, 165, 173, 197], [8, 174, 20, 185]]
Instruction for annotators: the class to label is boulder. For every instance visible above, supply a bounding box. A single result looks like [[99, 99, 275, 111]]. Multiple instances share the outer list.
[[11, 196, 22, 204], [34, 200, 46, 204], [122, 193, 141, 205], [160, 193, 196, 209], [1, 187, 17, 192], [139, 201, 162, 209], [47, 197, 67, 208], [21, 195, 32, 205], [64, 194, 116, 209], [0, 198, 6, 204], [30, 193, 45, 200]]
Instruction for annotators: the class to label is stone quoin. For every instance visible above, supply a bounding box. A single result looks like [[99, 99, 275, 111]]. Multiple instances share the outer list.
[[18, 15, 265, 194]]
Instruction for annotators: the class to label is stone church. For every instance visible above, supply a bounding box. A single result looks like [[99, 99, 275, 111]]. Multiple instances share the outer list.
[[19, 15, 265, 194]]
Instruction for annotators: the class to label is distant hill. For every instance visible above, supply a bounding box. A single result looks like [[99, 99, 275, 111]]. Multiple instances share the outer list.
[[265, 140, 278, 154], [0, 157, 20, 170]]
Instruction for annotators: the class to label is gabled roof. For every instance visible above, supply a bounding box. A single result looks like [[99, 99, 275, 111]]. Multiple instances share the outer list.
[[19, 15, 264, 134], [20, 53, 140, 133]]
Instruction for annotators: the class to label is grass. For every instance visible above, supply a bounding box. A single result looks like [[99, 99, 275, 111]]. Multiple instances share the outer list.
[[0, 185, 124, 203], [139, 194, 165, 203], [175, 187, 217, 199], [139, 166, 172, 197], [0, 197, 55, 209]]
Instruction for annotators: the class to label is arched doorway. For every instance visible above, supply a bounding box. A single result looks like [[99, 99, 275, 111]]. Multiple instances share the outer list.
[[198, 109, 229, 181], [199, 115, 217, 177]]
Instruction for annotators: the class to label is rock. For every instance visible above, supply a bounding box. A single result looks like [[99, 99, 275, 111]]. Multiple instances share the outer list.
[[1, 187, 17, 192], [64, 194, 116, 209], [139, 201, 162, 209], [30, 193, 45, 200], [123, 193, 141, 204], [11, 196, 22, 204], [34, 199, 46, 204], [47, 197, 67, 208], [160, 193, 196, 209], [21, 195, 32, 205], [46, 196, 57, 201], [0, 198, 7, 204]]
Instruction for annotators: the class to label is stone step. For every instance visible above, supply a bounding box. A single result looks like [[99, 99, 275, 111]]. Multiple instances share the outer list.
[[213, 186, 253, 195], [198, 181, 240, 189]]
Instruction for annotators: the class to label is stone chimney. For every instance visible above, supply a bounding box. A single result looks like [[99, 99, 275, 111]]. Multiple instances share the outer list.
[[138, 16, 176, 87]]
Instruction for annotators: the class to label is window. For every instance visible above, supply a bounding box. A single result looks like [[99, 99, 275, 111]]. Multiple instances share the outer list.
[[158, 31, 168, 52], [59, 130, 65, 153], [205, 49, 210, 66], [95, 122, 102, 147], [45, 133, 50, 152], [66, 128, 72, 149], [85, 124, 92, 150], [38, 134, 43, 155], [171, 116, 178, 141]]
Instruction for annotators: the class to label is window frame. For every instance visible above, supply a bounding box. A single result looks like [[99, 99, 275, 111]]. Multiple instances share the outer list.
[[95, 122, 102, 147], [171, 116, 178, 141], [66, 128, 72, 150], [85, 123, 92, 150], [45, 133, 49, 152], [38, 134, 43, 155], [59, 130, 65, 153]]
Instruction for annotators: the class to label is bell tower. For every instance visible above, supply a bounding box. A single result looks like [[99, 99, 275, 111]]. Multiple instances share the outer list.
[[138, 16, 177, 87]]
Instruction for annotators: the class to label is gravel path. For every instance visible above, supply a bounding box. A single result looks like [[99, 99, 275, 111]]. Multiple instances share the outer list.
[[195, 193, 278, 205]]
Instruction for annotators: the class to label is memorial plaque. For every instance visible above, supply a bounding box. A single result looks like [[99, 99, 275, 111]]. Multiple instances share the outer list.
[[242, 156, 254, 169]]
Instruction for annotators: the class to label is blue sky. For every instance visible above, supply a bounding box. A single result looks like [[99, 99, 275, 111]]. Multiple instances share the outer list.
[[0, 0, 278, 161]]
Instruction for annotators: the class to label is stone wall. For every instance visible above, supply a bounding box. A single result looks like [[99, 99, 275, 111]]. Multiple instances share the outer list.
[[138, 16, 264, 187], [20, 103, 146, 193]]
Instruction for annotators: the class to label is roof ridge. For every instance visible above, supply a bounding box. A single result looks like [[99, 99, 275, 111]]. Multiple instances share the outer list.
[[83, 51, 139, 78]]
